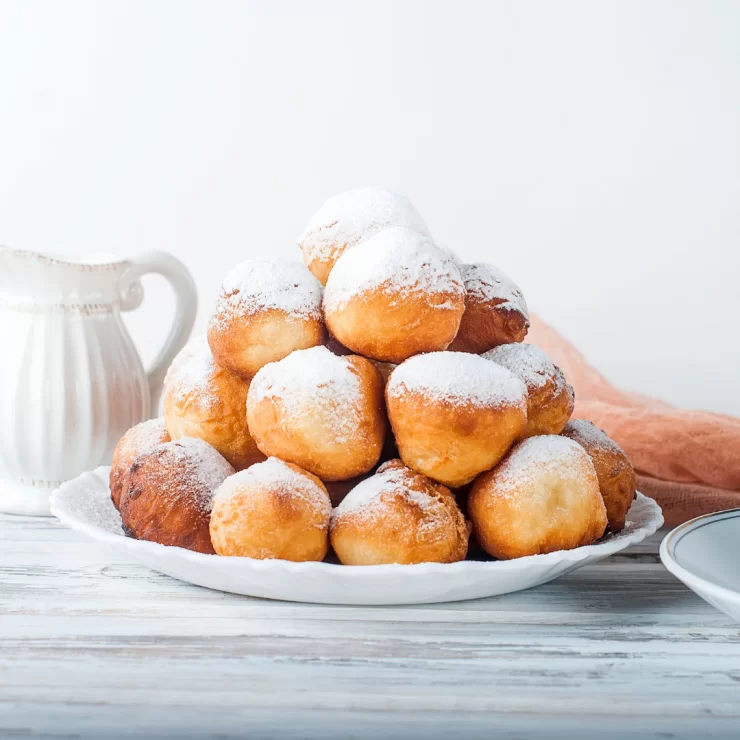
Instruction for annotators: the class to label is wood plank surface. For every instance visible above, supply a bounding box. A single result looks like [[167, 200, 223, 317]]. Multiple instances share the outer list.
[[1, 513, 739, 739]]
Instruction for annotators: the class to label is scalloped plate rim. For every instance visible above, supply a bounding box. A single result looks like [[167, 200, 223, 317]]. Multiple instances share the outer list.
[[50, 465, 664, 603]]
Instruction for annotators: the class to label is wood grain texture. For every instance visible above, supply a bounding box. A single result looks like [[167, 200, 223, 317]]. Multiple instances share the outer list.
[[1, 514, 739, 739]]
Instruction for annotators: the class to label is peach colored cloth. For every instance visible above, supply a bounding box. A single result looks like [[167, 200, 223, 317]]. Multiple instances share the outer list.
[[528, 315, 740, 525]]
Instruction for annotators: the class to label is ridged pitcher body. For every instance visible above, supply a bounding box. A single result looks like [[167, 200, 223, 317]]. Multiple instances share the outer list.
[[0, 247, 196, 515]]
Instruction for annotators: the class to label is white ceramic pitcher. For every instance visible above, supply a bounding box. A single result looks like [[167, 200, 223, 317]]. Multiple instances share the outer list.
[[0, 247, 197, 515]]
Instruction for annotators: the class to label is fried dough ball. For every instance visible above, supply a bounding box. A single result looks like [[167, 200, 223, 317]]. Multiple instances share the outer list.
[[209, 457, 332, 561], [386, 352, 528, 488], [110, 418, 170, 509], [323, 227, 465, 363], [561, 419, 636, 532], [469, 435, 607, 559], [483, 343, 574, 437], [120, 438, 234, 554], [163, 337, 264, 471], [330, 460, 469, 565], [323, 338, 397, 465], [297, 186, 431, 285], [246, 346, 386, 481], [449, 263, 530, 353], [207, 258, 325, 379]]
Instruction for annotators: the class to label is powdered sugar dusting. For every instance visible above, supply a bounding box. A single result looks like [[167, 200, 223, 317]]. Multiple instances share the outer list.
[[65, 480, 126, 535], [214, 457, 331, 521], [334, 461, 443, 523], [210, 258, 322, 329], [323, 227, 464, 311], [150, 438, 235, 514], [248, 346, 363, 444], [483, 343, 564, 394], [115, 418, 170, 468], [298, 186, 431, 264], [387, 351, 527, 409], [164, 335, 221, 410], [336, 464, 406, 516], [436, 243, 463, 269], [492, 435, 593, 500], [563, 419, 628, 458], [461, 263, 529, 317]]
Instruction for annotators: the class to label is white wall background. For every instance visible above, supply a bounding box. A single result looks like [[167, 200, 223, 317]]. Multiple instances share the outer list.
[[1, 0, 738, 414]]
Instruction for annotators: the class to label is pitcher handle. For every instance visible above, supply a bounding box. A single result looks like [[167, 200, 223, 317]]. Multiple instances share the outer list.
[[118, 251, 197, 412]]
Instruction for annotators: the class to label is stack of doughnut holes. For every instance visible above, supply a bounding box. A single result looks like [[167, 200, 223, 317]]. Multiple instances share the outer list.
[[111, 186, 636, 565]]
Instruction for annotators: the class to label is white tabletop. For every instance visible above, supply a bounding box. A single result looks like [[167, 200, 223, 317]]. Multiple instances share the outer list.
[[1, 514, 739, 739]]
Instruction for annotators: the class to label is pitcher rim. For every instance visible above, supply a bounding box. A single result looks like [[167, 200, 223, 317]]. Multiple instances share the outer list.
[[0, 245, 127, 272]]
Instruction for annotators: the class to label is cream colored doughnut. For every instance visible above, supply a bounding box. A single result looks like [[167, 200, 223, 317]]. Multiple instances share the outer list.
[[483, 343, 574, 437], [449, 263, 529, 353], [163, 337, 264, 471], [246, 346, 386, 481], [298, 186, 431, 285], [386, 351, 528, 488], [110, 418, 170, 509], [120, 438, 234, 554], [209, 457, 332, 561], [330, 459, 469, 565], [323, 227, 465, 363], [468, 435, 607, 559], [207, 258, 325, 379]]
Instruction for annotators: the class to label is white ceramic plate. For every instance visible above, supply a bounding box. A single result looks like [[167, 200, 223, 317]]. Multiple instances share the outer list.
[[660, 509, 740, 623], [51, 466, 663, 605]]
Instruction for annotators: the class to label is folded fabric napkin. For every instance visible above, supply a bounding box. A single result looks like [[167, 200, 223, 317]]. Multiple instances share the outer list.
[[527, 315, 740, 525]]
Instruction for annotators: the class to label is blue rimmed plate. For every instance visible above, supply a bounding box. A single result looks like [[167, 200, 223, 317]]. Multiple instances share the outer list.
[[661, 509, 740, 623]]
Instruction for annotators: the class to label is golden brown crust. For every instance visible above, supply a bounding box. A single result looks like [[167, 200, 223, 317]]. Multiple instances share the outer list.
[[449, 298, 529, 354], [209, 458, 332, 561], [324, 288, 464, 364], [208, 307, 325, 380], [561, 419, 636, 532], [523, 371, 575, 437], [468, 436, 607, 559], [330, 460, 469, 565], [120, 439, 234, 554], [110, 419, 170, 510], [163, 344, 264, 471], [246, 350, 387, 481], [386, 387, 527, 488]]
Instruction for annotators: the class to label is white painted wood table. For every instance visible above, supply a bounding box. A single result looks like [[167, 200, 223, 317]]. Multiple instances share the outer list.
[[1, 514, 739, 740]]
